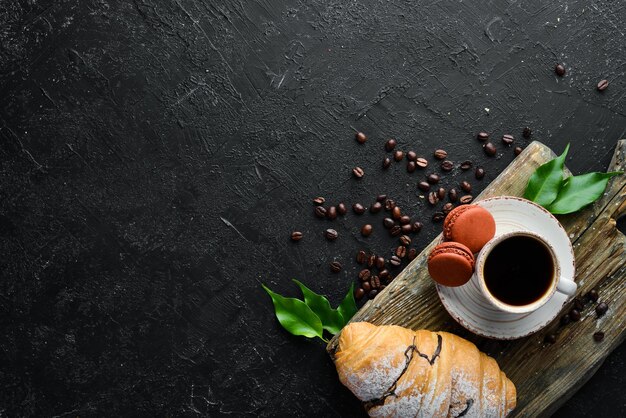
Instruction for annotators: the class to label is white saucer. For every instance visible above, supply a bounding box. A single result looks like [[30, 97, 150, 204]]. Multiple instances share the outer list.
[[436, 196, 576, 340]]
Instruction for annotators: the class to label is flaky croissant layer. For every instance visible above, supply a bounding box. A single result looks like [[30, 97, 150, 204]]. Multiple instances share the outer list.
[[334, 322, 516, 418]]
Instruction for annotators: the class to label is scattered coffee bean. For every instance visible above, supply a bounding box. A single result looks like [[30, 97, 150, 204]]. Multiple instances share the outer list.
[[407, 161, 417, 173], [392, 206, 402, 220], [356, 131, 367, 143], [383, 217, 395, 229], [501, 134, 514, 146], [407, 151, 417, 161], [555, 63, 566, 77], [330, 261, 342, 273], [401, 224, 412, 233], [597, 79, 609, 91], [379, 269, 390, 279], [353, 203, 366, 214], [593, 331, 605, 342], [408, 248, 418, 260], [460, 195, 473, 204], [358, 268, 371, 282], [434, 149, 447, 160], [412, 221, 423, 232], [313, 196, 325, 205], [315, 206, 327, 218], [395, 246, 407, 258], [484, 142, 497, 156], [356, 250, 367, 264], [362, 281, 371, 292], [428, 191, 439, 205], [427, 173, 440, 184], [448, 188, 458, 202], [394, 150, 404, 161], [400, 235, 411, 246], [596, 302, 608, 317], [389, 255, 402, 266], [390, 225, 402, 236], [370, 276, 381, 289], [432, 211, 445, 222], [460, 181, 472, 193], [353, 166, 365, 178], [587, 289, 599, 303], [337, 202, 347, 215], [400, 215, 411, 225], [522, 127, 532, 138], [437, 187, 446, 200], [459, 160, 472, 171], [475, 167, 485, 180], [418, 181, 431, 192], [544, 334, 557, 344], [385, 138, 397, 151], [570, 309, 581, 321], [415, 157, 428, 168], [574, 297, 585, 311], [514, 146, 523, 156], [291, 231, 303, 241], [442, 202, 454, 214], [367, 254, 376, 267], [382, 157, 392, 169], [376, 256, 385, 269], [325, 228, 338, 240], [368, 289, 378, 299], [440, 160, 454, 172], [477, 132, 489, 142], [376, 194, 387, 202], [361, 224, 373, 237], [370, 201, 383, 213], [326, 206, 337, 220], [385, 199, 396, 211], [560, 314, 571, 326], [354, 287, 365, 300]]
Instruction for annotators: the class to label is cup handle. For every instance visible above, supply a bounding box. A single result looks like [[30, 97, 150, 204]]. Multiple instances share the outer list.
[[556, 278, 577, 296]]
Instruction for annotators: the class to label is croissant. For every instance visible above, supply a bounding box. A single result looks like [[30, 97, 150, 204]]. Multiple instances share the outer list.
[[333, 322, 516, 418]]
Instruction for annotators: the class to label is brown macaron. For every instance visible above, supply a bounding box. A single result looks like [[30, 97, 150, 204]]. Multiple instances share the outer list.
[[443, 204, 496, 253], [428, 242, 475, 287]]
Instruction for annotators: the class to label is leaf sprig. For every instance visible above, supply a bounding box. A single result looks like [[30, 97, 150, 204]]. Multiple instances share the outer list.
[[524, 144, 622, 214], [263, 281, 357, 343]]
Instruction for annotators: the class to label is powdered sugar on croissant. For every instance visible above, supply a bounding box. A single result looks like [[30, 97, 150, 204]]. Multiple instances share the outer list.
[[334, 322, 516, 418]]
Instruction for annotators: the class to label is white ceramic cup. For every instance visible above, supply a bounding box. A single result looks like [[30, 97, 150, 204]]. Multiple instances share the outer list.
[[473, 230, 577, 314]]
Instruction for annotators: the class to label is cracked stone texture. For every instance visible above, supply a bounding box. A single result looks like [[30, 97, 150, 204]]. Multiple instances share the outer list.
[[0, 0, 624, 416]]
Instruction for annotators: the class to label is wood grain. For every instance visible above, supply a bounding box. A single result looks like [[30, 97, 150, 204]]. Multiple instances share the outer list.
[[327, 140, 626, 418]]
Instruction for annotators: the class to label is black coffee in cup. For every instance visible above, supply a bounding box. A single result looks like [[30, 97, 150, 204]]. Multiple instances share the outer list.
[[484, 235, 554, 306]]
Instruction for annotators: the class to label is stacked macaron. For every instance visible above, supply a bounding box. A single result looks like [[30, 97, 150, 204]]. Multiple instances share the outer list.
[[428, 204, 496, 287]]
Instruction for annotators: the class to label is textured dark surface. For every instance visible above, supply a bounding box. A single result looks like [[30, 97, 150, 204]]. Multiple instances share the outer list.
[[1, 0, 624, 416]]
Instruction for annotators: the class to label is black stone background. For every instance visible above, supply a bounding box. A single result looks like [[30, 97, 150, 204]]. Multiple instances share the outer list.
[[1, 0, 625, 416]]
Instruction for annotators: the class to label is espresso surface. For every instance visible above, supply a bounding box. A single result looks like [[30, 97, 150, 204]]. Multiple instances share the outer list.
[[484, 236, 554, 306]]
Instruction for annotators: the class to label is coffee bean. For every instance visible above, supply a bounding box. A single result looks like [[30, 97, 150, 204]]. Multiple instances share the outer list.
[[460, 181, 472, 193], [379, 269, 390, 279], [484, 142, 497, 156], [442, 202, 454, 214], [560, 314, 571, 326], [460, 195, 473, 204], [367, 254, 376, 268], [587, 289, 599, 303], [408, 248, 418, 260], [569, 309, 581, 321], [574, 297, 585, 311], [383, 217, 395, 229], [415, 157, 428, 168], [370, 201, 382, 213], [356, 131, 367, 143], [412, 221, 423, 232], [441, 160, 454, 172], [353, 203, 366, 214], [394, 150, 404, 161], [368, 289, 378, 299], [407, 161, 417, 173], [597, 79, 609, 91], [432, 211, 445, 222], [434, 149, 447, 160], [501, 134, 514, 146], [337, 202, 347, 215], [437, 187, 446, 200], [593, 331, 605, 342], [354, 287, 365, 300], [418, 181, 430, 192], [362, 281, 371, 292], [544, 334, 557, 344], [475, 167, 485, 180], [353, 167, 365, 178], [477, 132, 489, 142], [390, 225, 402, 237], [325, 228, 338, 240], [326, 206, 337, 220], [375, 194, 386, 202], [395, 245, 407, 258], [313, 196, 325, 205], [291, 231, 303, 241], [522, 127, 532, 138], [385, 138, 397, 151], [400, 235, 411, 246], [406, 151, 417, 161], [596, 302, 608, 317], [514, 146, 523, 156], [555, 63, 566, 76], [382, 157, 392, 169], [384, 199, 396, 211], [389, 255, 401, 266], [358, 268, 371, 282], [330, 261, 342, 273], [376, 256, 385, 269], [428, 191, 439, 205], [356, 250, 367, 264], [361, 224, 373, 237], [427, 173, 440, 184], [370, 275, 381, 289], [448, 188, 458, 202], [401, 224, 413, 234], [459, 160, 472, 170], [315, 206, 327, 218], [391, 206, 401, 220], [400, 215, 411, 225]]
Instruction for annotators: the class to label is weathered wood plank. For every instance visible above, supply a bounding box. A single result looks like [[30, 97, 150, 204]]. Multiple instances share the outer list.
[[328, 140, 626, 418]]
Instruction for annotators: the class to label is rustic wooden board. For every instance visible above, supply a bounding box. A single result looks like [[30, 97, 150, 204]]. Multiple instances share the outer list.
[[327, 140, 626, 418]]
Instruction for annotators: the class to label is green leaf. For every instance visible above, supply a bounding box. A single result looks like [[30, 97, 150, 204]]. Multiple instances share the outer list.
[[524, 143, 570, 207], [293, 280, 344, 334], [546, 171, 623, 214], [262, 284, 324, 339], [337, 282, 357, 327]]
